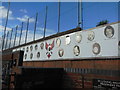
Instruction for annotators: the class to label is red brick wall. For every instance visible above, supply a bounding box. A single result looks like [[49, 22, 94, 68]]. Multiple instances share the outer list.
[[2, 50, 120, 89], [23, 60, 120, 70], [23, 59, 120, 88], [2, 54, 12, 61]]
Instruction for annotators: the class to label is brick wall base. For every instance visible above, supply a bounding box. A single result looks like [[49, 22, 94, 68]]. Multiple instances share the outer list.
[[23, 59, 120, 88]]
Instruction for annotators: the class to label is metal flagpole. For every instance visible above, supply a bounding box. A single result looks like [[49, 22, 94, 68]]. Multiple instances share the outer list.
[[2, 2, 10, 50], [78, 0, 83, 29], [58, 0, 61, 33], [1, 35, 4, 49], [2, 34, 6, 49], [78, 0, 80, 27], [25, 18, 29, 44], [13, 26, 18, 47], [5, 31, 9, 49], [33, 13, 38, 41], [9, 28, 13, 48], [19, 22, 24, 45], [43, 6, 48, 38], [81, 0, 83, 29]]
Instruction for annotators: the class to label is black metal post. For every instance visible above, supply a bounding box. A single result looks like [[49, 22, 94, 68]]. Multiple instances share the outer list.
[[118, 1, 120, 22], [2, 34, 6, 49], [43, 6, 48, 38], [9, 28, 13, 48], [33, 13, 38, 41], [78, 0, 80, 27], [25, 18, 29, 44], [13, 26, 18, 47], [2, 2, 10, 50], [58, 0, 61, 33], [78, 0, 83, 29], [19, 22, 24, 45], [81, 0, 83, 29], [5, 31, 9, 49]]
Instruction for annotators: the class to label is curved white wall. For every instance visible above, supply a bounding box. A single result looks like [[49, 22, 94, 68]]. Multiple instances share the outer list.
[[13, 22, 120, 61]]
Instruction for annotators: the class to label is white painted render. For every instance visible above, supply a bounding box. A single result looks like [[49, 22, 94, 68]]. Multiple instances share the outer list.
[[13, 22, 120, 61]]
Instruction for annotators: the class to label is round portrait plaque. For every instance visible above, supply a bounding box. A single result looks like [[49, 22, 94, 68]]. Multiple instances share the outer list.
[[92, 43, 101, 55], [56, 38, 61, 47], [104, 26, 114, 38], [88, 31, 95, 41], [75, 34, 82, 43], [65, 36, 71, 45], [58, 49, 64, 57], [73, 45, 80, 56]]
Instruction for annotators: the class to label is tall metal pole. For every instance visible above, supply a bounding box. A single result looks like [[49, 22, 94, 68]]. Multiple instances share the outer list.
[[25, 18, 29, 44], [43, 6, 48, 38], [19, 22, 24, 45], [5, 31, 9, 49], [81, 0, 83, 29], [13, 26, 18, 47], [58, 0, 61, 33], [9, 28, 13, 48], [2, 2, 10, 50], [33, 13, 38, 41], [78, 0, 83, 29], [78, 0, 80, 27], [2, 34, 6, 49], [118, 2, 119, 22]]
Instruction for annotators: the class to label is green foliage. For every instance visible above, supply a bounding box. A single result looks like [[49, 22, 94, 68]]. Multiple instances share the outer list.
[[96, 20, 109, 27]]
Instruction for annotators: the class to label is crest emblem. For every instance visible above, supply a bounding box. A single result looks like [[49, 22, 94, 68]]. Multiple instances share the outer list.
[[45, 40, 54, 58]]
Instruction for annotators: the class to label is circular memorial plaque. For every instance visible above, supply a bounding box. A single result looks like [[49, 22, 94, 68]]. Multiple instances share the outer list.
[[87, 31, 95, 41], [65, 36, 71, 45], [40, 43, 44, 50], [26, 47, 29, 52], [30, 45, 33, 51], [37, 52, 40, 58], [73, 45, 80, 56], [35, 45, 38, 50], [104, 26, 114, 38], [92, 43, 101, 55], [118, 41, 120, 49], [56, 38, 61, 47], [58, 49, 64, 57], [30, 53, 33, 59], [75, 34, 82, 43]]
